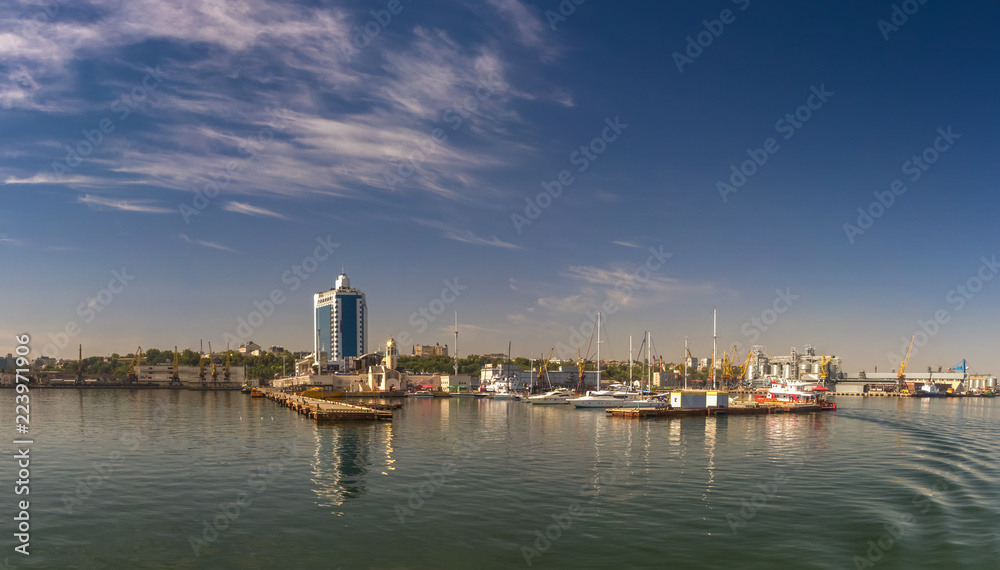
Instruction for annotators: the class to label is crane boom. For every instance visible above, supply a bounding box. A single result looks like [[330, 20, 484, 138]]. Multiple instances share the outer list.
[[899, 334, 915, 379]]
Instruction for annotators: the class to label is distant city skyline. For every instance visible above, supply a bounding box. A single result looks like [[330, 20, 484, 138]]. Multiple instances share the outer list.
[[3, 1, 999, 376]]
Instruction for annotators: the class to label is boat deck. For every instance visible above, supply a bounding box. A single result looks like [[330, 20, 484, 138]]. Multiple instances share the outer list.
[[606, 403, 824, 418]]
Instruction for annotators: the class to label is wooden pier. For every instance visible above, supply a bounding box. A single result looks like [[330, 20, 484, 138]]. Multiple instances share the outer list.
[[606, 403, 824, 419], [263, 389, 393, 421]]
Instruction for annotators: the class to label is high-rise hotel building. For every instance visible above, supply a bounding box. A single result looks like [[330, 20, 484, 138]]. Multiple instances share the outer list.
[[314, 272, 367, 370]]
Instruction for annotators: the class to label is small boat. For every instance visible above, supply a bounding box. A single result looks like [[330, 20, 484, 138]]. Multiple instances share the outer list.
[[250, 388, 264, 398], [528, 388, 574, 405], [406, 390, 435, 398], [241, 384, 252, 394]]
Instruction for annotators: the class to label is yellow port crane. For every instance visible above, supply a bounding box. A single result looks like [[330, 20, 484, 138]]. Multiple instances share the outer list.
[[537, 347, 555, 388], [898, 334, 915, 390], [126, 347, 143, 383], [721, 344, 741, 389], [738, 351, 753, 384], [208, 342, 217, 382], [170, 346, 181, 384], [819, 355, 833, 380]]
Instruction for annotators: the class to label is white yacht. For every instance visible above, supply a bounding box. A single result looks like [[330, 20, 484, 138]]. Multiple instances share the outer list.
[[568, 385, 636, 408], [528, 388, 574, 405]]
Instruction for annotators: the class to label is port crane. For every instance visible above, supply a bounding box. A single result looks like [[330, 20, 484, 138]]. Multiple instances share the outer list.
[[170, 346, 181, 384], [898, 334, 915, 391], [76, 344, 84, 385], [537, 348, 555, 389], [126, 347, 143, 383], [738, 351, 753, 386], [208, 342, 218, 383]]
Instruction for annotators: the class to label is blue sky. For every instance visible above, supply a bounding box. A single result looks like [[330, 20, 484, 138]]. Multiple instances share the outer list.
[[2, 0, 998, 375]]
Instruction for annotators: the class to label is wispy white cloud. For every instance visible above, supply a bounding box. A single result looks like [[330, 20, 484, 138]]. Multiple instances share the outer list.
[[612, 240, 640, 248], [414, 219, 521, 249], [223, 201, 287, 220], [78, 194, 173, 213], [178, 233, 239, 253], [0, 0, 567, 206], [484, 0, 548, 48]]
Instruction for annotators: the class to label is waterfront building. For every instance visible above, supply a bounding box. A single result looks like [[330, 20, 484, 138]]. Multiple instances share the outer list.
[[314, 272, 367, 371], [238, 341, 262, 356], [413, 343, 448, 357]]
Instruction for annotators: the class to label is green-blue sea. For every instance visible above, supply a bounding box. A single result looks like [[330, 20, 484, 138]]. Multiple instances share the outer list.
[[1, 390, 998, 569]]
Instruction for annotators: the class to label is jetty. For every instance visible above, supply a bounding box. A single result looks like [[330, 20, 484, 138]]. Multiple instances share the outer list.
[[263, 389, 393, 421]]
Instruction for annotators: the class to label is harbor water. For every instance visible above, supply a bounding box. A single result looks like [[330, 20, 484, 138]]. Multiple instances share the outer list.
[[2, 390, 999, 569]]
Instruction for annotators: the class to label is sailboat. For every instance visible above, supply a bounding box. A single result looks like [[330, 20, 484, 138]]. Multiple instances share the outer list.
[[568, 312, 626, 408]]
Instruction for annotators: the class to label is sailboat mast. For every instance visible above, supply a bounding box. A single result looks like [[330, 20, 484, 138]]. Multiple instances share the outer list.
[[712, 307, 717, 390], [629, 335, 632, 385], [646, 331, 651, 392], [454, 311, 459, 377], [596, 312, 601, 388], [684, 336, 689, 390]]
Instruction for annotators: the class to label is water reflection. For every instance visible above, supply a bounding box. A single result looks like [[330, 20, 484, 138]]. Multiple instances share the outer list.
[[310, 423, 394, 512]]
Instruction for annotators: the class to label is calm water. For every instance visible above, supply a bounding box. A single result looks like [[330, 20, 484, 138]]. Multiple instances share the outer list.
[[2, 390, 999, 569]]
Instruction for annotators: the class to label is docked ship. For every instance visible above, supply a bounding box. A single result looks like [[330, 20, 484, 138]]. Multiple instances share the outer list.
[[755, 380, 837, 409]]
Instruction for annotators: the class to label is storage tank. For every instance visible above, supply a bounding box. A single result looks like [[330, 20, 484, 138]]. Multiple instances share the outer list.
[[988, 377, 998, 389], [771, 364, 779, 376], [813, 364, 821, 374], [783, 364, 791, 378]]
